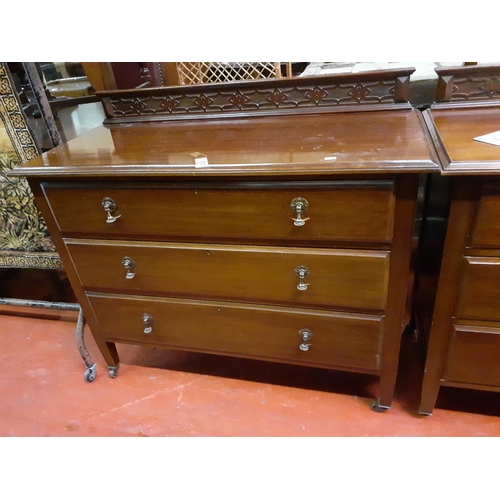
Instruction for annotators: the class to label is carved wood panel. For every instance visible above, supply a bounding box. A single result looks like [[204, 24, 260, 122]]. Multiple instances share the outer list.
[[98, 70, 414, 122], [436, 65, 500, 102]]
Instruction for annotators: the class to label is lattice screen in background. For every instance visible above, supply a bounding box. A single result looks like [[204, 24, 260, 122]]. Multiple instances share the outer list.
[[175, 62, 283, 85]]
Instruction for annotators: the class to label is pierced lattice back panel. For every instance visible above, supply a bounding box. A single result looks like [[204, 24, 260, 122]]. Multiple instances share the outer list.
[[176, 62, 282, 85]]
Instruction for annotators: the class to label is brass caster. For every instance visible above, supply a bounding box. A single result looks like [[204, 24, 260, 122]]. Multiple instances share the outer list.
[[371, 398, 390, 413], [84, 363, 97, 383]]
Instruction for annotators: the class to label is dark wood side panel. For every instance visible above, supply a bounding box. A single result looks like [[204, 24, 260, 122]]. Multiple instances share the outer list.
[[419, 178, 479, 414], [376, 174, 420, 408], [87, 293, 384, 372]]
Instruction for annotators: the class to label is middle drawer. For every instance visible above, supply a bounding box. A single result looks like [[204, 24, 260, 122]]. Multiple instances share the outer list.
[[455, 255, 500, 322], [66, 240, 390, 312]]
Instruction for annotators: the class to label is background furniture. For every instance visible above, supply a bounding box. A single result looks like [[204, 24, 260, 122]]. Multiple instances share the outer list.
[[173, 62, 291, 85], [1, 62, 85, 366], [82, 62, 303, 90], [420, 64, 500, 414], [81, 63, 152, 92], [0, 62, 62, 273]]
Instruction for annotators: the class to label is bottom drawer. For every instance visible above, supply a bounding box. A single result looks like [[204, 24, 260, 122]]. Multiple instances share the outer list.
[[442, 324, 500, 387], [87, 293, 384, 372]]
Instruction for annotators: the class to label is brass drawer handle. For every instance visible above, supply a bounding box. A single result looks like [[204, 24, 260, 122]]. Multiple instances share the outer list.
[[298, 328, 313, 351], [142, 313, 153, 334], [122, 256, 136, 279], [290, 197, 309, 226], [102, 197, 121, 223], [294, 265, 310, 291]]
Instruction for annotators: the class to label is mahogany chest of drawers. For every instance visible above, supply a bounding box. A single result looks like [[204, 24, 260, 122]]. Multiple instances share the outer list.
[[420, 65, 500, 414], [13, 71, 438, 411]]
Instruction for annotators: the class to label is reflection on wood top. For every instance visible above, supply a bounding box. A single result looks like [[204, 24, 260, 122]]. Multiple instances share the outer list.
[[424, 105, 500, 175], [13, 109, 438, 178]]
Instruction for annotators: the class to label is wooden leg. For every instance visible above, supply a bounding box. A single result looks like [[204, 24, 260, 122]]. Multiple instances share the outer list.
[[419, 179, 476, 415], [376, 362, 399, 411], [419, 371, 441, 415], [419, 318, 454, 415], [372, 175, 420, 412]]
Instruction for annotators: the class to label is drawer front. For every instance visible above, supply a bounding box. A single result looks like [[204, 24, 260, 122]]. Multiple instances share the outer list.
[[469, 183, 500, 248], [43, 181, 395, 244], [442, 324, 500, 387], [456, 256, 500, 322], [87, 293, 384, 372], [68, 241, 390, 312]]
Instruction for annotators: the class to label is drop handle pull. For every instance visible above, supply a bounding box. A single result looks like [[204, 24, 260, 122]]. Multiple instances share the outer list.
[[142, 313, 153, 334], [102, 197, 121, 223], [298, 328, 313, 352], [294, 265, 310, 291], [122, 256, 136, 279], [290, 197, 309, 226]]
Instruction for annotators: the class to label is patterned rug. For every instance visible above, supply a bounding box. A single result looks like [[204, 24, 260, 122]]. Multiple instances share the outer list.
[[0, 62, 61, 269]]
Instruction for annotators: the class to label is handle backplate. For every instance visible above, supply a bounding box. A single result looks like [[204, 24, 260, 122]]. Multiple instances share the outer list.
[[298, 328, 313, 351], [122, 256, 136, 279], [102, 197, 121, 223], [294, 265, 310, 291], [290, 197, 310, 227], [142, 313, 153, 334]]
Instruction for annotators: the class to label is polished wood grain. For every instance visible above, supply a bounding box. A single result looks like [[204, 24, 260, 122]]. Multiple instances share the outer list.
[[43, 181, 395, 245], [87, 293, 385, 373], [11, 110, 438, 177], [66, 240, 390, 312], [423, 106, 500, 174]]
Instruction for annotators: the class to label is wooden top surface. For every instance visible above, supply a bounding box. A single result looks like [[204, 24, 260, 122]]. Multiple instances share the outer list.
[[13, 108, 438, 178], [424, 104, 500, 175]]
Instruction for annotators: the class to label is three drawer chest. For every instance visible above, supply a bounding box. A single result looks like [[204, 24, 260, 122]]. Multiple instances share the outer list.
[[13, 70, 438, 411], [420, 64, 500, 414]]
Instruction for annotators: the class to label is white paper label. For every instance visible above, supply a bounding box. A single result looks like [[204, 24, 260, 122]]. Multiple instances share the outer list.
[[194, 157, 209, 166], [190, 151, 209, 167], [473, 130, 500, 147]]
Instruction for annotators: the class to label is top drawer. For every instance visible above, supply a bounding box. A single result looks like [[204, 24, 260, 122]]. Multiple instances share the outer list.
[[42, 181, 395, 245]]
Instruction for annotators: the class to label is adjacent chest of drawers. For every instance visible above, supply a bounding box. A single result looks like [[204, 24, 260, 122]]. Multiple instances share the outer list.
[[420, 65, 500, 414], [13, 71, 438, 411]]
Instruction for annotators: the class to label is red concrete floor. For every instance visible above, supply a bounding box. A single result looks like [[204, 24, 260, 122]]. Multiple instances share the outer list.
[[0, 311, 499, 437]]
